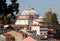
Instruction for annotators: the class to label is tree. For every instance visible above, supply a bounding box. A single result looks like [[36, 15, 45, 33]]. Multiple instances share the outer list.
[[7, 0, 19, 24], [51, 13, 59, 25], [45, 11, 59, 25], [7, 0, 19, 17], [0, 0, 7, 24], [45, 11, 60, 39], [0, 0, 19, 24], [54, 27, 60, 40], [45, 11, 53, 24], [0, 0, 7, 15]]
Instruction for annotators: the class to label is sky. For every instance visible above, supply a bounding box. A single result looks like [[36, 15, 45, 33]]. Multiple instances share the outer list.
[[6, 0, 60, 23]]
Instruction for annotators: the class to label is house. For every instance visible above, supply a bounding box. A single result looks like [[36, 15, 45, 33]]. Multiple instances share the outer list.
[[0, 30, 27, 41], [0, 34, 6, 41], [3, 34, 15, 41]]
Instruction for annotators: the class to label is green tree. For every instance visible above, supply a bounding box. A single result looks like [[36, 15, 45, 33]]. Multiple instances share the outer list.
[[7, 0, 19, 24], [0, 0, 19, 24], [51, 13, 59, 25], [45, 11, 59, 25], [0, 0, 7, 15], [7, 0, 19, 18], [45, 11, 60, 39], [54, 27, 60, 40], [45, 11, 53, 24]]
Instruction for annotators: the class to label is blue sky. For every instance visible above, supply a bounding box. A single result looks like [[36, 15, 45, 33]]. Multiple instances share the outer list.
[[6, 0, 60, 23]]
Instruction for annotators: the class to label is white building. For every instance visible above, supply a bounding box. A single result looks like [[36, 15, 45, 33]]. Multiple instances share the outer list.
[[15, 8, 48, 36], [15, 8, 39, 25]]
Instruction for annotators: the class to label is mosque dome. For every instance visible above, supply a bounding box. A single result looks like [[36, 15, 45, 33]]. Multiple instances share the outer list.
[[20, 8, 38, 15], [18, 8, 39, 19]]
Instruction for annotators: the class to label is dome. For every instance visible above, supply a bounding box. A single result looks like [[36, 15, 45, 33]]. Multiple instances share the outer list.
[[20, 8, 38, 15]]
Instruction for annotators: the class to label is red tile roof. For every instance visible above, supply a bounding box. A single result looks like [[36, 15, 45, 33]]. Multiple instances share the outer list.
[[22, 36, 37, 41]]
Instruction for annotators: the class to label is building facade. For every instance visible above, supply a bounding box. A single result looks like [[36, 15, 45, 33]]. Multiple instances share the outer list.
[[15, 8, 48, 36]]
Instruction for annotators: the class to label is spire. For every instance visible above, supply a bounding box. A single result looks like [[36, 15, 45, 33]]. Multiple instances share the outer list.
[[49, 5, 52, 11]]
